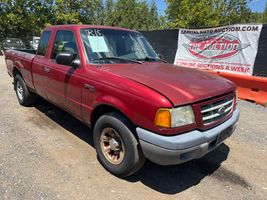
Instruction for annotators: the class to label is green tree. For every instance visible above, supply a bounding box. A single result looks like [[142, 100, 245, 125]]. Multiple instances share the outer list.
[[0, 0, 162, 47], [146, 0, 161, 30], [101, 0, 161, 30], [249, 12, 264, 23], [52, 0, 102, 24], [0, 0, 103, 44], [263, 3, 267, 23], [52, 0, 80, 24], [102, 0, 117, 26], [0, 0, 50, 46], [165, 0, 252, 28]]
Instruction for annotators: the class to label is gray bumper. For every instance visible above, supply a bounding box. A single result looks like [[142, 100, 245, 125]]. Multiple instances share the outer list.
[[136, 109, 240, 165]]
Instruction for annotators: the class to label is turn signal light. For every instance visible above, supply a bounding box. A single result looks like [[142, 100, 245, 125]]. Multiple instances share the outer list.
[[154, 108, 171, 128]]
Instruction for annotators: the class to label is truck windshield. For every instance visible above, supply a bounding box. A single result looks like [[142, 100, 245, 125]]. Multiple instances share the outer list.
[[80, 28, 159, 64]]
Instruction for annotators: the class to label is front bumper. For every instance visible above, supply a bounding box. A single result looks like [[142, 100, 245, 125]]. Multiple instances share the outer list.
[[136, 109, 240, 165]]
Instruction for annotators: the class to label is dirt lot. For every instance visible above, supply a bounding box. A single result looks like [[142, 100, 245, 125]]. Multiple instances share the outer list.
[[0, 55, 266, 200]]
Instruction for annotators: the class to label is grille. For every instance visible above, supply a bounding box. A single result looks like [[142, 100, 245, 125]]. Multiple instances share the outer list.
[[201, 95, 234, 125]]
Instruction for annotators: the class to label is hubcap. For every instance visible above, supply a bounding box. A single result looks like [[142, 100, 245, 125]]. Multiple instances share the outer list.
[[16, 81, 24, 101], [100, 128, 125, 165]]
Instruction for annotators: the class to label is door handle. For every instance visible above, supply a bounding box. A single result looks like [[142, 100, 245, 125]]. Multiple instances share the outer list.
[[84, 84, 96, 93], [44, 66, 51, 73]]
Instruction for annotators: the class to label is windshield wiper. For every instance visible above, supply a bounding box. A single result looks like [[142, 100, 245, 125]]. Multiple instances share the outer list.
[[137, 56, 167, 63], [93, 57, 142, 64]]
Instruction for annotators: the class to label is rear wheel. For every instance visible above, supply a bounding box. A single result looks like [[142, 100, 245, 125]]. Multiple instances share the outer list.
[[93, 112, 145, 177], [15, 75, 36, 106]]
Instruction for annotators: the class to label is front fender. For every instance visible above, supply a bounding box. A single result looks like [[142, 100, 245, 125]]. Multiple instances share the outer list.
[[92, 94, 134, 123]]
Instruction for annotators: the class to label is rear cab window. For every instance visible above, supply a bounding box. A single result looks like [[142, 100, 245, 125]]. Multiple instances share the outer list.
[[37, 31, 51, 56]]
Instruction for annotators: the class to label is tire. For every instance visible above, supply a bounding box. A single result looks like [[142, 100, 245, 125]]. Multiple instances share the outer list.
[[93, 112, 145, 177], [14, 75, 36, 106]]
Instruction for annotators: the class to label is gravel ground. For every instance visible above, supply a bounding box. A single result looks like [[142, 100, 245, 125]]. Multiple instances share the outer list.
[[0, 55, 266, 200]]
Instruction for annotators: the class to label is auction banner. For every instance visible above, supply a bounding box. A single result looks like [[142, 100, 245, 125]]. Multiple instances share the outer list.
[[174, 24, 263, 75]]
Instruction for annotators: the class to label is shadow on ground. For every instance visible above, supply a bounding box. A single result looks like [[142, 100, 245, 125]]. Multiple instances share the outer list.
[[33, 98, 230, 194], [34, 98, 94, 146], [127, 145, 230, 194]]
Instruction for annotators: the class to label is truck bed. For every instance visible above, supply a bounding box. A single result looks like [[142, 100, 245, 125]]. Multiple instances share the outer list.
[[5, 49, 36, 89], [14, 49, 36, 54]]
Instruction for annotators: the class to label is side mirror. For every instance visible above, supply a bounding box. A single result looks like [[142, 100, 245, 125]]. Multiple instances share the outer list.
[[56, 52, 76, 66], [157, 53, 167, 63], [158, 53, 164, 60]]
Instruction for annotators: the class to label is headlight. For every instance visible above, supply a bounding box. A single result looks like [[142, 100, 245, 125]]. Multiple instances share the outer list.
[[155, 106, 195, 128]]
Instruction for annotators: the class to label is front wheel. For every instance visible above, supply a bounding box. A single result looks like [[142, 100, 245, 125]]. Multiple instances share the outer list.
[[93, 112, 145, 177]]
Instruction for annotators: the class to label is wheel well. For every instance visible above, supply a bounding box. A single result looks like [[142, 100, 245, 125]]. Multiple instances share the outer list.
[[91, 105, 134, 129], [13, 68, 22, 90], [13, 68, 22, 79]]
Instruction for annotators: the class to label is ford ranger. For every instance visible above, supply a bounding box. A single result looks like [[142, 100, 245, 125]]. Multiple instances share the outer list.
[[5, 25, 240, 177]]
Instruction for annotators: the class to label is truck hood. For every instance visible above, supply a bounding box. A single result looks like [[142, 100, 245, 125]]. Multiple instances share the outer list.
[[102, 62, 235, 106]]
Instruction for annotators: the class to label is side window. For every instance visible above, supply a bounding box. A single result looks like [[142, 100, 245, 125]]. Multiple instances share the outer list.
[[37, 31, 51, 56], [51, 30, 78, 59]]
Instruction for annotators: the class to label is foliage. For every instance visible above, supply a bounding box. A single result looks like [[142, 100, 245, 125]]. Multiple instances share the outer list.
[[263, 3, 267, 23], [165, 0, 253, 28], [0, 0, 161, 46], [0, 0, 265, 47], [0, 0, 47, 45], [249, 12, 264, 24], [98, 0, 160, 30]]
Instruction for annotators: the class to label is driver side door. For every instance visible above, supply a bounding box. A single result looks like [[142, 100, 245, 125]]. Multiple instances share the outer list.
[[45, 30, 83, 119]]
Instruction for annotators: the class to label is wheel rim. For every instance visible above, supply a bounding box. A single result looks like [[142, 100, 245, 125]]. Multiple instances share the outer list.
[[100, 128, 125, 165], [16, 81, 24, 101]]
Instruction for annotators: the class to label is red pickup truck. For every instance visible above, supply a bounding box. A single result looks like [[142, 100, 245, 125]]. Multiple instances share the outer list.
[[5, 25, 240, 177]]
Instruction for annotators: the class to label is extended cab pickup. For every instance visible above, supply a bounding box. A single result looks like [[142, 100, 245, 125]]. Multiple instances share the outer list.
[[5, 25, 240, 176]]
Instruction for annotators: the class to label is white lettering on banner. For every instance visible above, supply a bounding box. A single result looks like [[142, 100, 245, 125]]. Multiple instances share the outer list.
[[174, 24, 263, 75]]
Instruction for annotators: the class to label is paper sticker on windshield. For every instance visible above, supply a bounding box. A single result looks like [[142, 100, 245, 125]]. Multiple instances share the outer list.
[[88, 36, 109, 53]]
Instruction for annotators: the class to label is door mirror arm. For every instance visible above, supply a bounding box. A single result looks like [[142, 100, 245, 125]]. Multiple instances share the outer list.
[[71, 58, 81, 69], [157, 53, 167, 63], [158, 53, 164, 60]]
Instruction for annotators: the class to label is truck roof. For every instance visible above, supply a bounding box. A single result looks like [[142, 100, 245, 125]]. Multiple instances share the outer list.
[[44, 24, 139, 33]]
